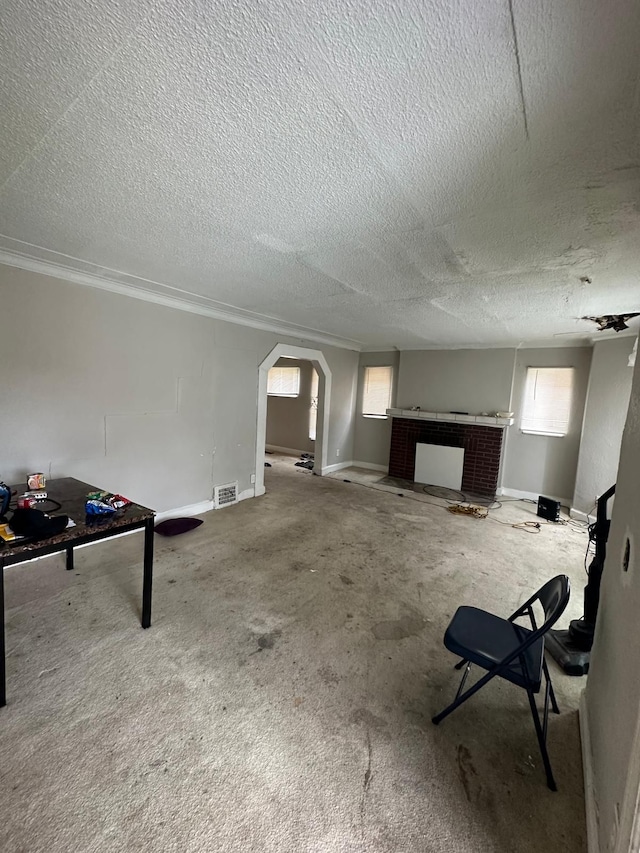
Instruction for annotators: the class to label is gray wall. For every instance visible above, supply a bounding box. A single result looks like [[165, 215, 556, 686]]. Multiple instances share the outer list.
[[368, 345, 595, 502], [396, 349, 515, 414], [265, 357, 315, 454], [572, 337, 635, 515], [585, 351, 640, 853], [501, 347, 592, 503], [0, 264, 358, 512], [352, 350, 400, 467]]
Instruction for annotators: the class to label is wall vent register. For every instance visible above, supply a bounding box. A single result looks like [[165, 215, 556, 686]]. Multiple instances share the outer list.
[[214, 482, 238, 508]]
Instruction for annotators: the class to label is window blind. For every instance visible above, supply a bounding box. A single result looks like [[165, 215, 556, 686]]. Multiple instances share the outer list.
[[309, 369, 319, 440], [362, 366, 393, 416], [521, 367, 574, 436], [267, 366, 300, 397]]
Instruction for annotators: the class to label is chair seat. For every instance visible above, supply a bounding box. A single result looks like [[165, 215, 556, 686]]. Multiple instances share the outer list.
[[444, 606, 544, 691]]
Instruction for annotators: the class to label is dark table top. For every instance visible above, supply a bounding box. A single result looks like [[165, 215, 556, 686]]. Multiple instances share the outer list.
[[1, 477, 155, 562]]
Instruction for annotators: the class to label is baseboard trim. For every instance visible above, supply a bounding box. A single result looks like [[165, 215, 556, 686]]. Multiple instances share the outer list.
[[570, 507, 597, 524], [498, 487, 571, 507], [265, 444, 311, 457], [150, 488, 255, 520], [155, 499, 214, 522], [580, 691, 600, 853], [352, 460, 389, 473], [320, 460, 354, 475], [7, 491, 257, 567], [237, 487, 255, 505]]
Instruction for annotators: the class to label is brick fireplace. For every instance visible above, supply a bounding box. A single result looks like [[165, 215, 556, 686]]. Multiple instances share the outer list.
[[388, 417, 505, 497]]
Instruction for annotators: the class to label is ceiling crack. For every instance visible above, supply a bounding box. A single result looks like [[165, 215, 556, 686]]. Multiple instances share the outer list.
[[508, 0, 529, 141], [0, 14, 150, 194]]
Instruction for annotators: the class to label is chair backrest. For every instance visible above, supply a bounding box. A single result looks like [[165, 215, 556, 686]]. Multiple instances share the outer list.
[[537, 575, 571, 624], [517, 574, 570, 635]]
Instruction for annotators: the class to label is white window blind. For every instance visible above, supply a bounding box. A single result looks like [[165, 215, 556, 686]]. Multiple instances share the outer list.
[[362, 365, 393, 417], [309, 369, 319, 440], [267, 366, 300, 397], [521, 367, 574, 436]]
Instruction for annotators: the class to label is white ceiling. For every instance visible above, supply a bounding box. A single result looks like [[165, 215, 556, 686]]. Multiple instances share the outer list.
[[1, 0, 639, 350]]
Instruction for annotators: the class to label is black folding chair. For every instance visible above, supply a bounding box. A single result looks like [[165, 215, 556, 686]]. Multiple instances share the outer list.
[[432, 575, 570, 790]]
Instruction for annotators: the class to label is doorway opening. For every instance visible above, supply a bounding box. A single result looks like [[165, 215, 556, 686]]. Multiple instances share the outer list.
[[255, 344, 332, 496]]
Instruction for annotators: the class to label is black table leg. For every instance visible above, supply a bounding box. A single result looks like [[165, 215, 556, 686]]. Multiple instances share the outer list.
[[66, 547, 74, 571], [141, 517, 154, 629], [1, 560, 6, 707]]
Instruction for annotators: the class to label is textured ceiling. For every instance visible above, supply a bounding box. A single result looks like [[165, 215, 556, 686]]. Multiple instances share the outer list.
[[1, 0, 640, 349]]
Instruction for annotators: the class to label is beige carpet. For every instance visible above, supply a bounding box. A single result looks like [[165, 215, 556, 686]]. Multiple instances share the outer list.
[[1, 455, 587, 852]]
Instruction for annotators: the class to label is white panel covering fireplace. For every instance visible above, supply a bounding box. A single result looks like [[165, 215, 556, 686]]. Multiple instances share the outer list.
[[414, 442, 465, 490]]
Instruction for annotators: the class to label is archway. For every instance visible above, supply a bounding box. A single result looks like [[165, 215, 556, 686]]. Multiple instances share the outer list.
[[255, 344, 331, 497]]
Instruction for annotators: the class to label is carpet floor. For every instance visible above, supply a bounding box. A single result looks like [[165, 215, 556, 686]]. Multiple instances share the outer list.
[[0, 455, 588, 852]]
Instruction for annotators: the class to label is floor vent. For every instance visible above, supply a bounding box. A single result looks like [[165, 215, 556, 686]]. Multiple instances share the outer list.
[[214, 482, 238, 509]]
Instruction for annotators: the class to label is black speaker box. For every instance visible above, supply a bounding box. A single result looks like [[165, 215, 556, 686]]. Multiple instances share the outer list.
[[537, 495, 561, 522]]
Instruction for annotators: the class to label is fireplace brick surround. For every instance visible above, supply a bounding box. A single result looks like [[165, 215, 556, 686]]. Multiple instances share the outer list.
[[389, 417, 505, 497]]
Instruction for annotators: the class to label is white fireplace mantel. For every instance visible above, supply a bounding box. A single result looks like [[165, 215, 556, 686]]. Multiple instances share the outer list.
[[386, 408, 515, 428]]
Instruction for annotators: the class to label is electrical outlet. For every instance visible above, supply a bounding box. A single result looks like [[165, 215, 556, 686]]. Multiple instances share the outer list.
[[336, 448, 340, 457], [250, 473, 256, 484]]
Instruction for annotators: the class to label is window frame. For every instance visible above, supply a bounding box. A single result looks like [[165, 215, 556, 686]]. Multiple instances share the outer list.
[[520, 366, 575, 437], [267, 365, 301, 398], [361, 365, 393, 419]]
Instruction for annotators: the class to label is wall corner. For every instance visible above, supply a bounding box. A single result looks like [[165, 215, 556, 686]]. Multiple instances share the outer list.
[[580, 690, 601, 853]]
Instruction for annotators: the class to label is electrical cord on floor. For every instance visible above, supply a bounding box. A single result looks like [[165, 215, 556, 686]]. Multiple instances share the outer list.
[[557, 503, 596, 537], [342, 478, 453, 512], [487, 517, 542, 534], [422, 485, 505, 512], [447, 504, 488, 519], [564, 504, 596, 529], [304, 456, 587, 537], [339, 473, 584, 535], [450, 490, 590, 535], [337, 477, 572, 536], [468, 498, 502, 511], [422, 489, 560, 515], [447, 503, 542, 533], [422, 485, 466, 503]]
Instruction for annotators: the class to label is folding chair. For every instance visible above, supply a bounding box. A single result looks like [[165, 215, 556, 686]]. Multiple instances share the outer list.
[[432, 575, 570, 790]]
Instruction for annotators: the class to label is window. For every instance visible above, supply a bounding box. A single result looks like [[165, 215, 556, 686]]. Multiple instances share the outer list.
[[267, 365, 300, 397], [309, 369, 319, 441], [362, 365, 393, 417], [521, 367, 574, 436]]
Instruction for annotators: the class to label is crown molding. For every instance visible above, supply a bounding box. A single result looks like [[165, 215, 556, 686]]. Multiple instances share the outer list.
[[397, 340, 596, 351], [397, 343, 520, 351], [358, 344, 400, 353], [0, 248, 362, 352]]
